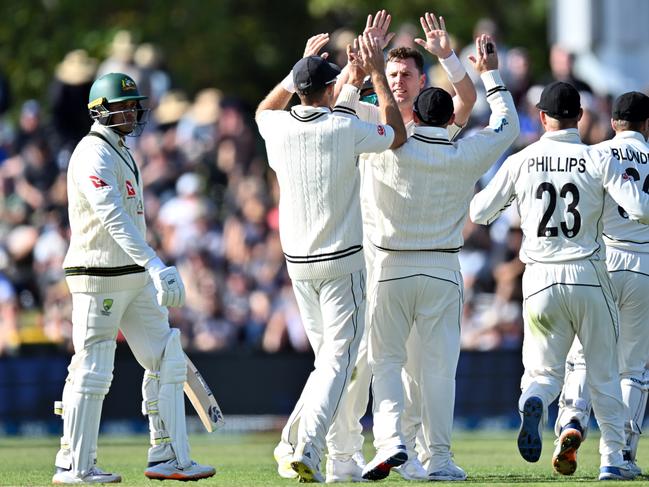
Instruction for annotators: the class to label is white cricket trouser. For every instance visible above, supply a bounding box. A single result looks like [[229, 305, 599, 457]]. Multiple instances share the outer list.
[[282, 270, 365, 460], [368, 264, 463, 465], [55, 282, 182, 473], [519, 259, 626, 467], [558, 247, 649, 459]]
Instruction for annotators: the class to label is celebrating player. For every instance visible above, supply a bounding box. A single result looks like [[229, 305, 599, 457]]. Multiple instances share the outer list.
[[470, 81, 649, 481], [256, 33, 406, 482], [553, 91, 649, 477], [53, 73, 215, 483]]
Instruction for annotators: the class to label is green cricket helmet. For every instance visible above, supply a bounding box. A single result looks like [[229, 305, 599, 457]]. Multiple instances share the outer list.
[[87, 72, 149, 136]]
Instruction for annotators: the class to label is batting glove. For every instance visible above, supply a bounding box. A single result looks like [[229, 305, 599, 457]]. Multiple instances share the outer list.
[[146, 257, 186, 308]]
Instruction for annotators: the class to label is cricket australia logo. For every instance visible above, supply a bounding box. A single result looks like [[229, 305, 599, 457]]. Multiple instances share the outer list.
[[101, 298, 114, 316]]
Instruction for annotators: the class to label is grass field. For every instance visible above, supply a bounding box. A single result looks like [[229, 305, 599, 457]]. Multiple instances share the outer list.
[[0, 430, 643, 486]]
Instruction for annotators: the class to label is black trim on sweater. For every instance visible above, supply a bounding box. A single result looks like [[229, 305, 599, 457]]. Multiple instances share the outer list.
[[88, 131, 140, 185], [284, 245, 362, 264], [64, 264, 146, 277]]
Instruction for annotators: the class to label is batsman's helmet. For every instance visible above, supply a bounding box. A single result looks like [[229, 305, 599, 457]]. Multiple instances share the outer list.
[[87, 73, 149, 136]]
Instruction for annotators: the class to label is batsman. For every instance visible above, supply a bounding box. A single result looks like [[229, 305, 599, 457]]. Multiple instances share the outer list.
[[52, 72, 215, 484]]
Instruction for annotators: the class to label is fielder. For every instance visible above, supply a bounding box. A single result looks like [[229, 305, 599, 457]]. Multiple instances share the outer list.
[[470, 81, 649, 481], [323, 11, 478, 483], [256, 33, 406, 483], [553, 91, 649, 477], [53, 73, 215, 484]]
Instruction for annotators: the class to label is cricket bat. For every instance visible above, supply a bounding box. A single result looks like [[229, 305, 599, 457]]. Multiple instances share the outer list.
[[184, 354, 225, 432]]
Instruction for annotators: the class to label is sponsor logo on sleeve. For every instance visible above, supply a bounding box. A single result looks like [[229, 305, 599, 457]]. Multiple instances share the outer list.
[[125, 180, 136, 197], [377, 125, 385, 136], [89, 175, 109, 188]]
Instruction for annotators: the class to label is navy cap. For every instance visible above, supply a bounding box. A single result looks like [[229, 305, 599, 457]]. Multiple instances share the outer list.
[[293, 56, 341, 95], [612, 91, 649, 122], [413, 87, 454, 126], [536, 81, 580, 119]]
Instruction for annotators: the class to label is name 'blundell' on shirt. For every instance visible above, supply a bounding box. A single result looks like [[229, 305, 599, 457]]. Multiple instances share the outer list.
[[527, 156, 586, 173], [610, 147, 649, 164]]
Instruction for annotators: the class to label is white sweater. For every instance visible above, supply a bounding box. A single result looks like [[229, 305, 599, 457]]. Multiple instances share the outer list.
[[63, 122, 156, 292], [256, 104, 395, 279], [337, 71, 518, 270]]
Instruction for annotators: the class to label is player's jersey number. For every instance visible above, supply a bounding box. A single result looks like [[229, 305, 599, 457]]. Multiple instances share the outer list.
[[618, 168, 649, 219], [536, 182, 581, 238]]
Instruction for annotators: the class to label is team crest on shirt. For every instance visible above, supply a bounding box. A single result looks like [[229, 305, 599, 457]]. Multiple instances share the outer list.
[[89, 175, 109, 189], [101, 298, 113, 316], [377, 125, 385, 136], [125, 180, 136, 198]]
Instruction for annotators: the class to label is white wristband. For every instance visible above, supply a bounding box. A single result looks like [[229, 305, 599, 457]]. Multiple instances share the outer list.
[[281, 71, 296, 93], [439, 51, 466, 84]]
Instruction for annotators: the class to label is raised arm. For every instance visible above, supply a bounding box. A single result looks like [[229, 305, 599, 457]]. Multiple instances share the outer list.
[[415, 12, 476, 126], [256, 34, 330, 118], [470, 157, 517, 225], [357, 33, 406, 148]]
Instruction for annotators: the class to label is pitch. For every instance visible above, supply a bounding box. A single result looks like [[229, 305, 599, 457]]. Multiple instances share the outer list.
[[0, 430, 634, 485]]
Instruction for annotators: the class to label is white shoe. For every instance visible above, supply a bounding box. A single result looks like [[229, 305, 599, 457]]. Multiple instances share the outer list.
[[362, 445, 408, 481], [393, 457, 428, 481], [52, 466, 122, 484], [326, 456, 365, 483], [352, 451, 367, 470], [144, 459, 215, 481], [273, 443, 298, 479], [428, 458, 467, 481], [598, 463, 637, 481], [291, 443, 325, 483], [626, 461, 642, 477]]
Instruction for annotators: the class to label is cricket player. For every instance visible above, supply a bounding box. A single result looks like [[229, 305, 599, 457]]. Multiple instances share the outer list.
[[553, 91, 649, 477], [53, 73, 215, 484], [337, 34, 517, 481], [327, 10, 478, 482], [327, 10, 476, 482], [256, 33, 406, 483], [470, 81, 649, 481]]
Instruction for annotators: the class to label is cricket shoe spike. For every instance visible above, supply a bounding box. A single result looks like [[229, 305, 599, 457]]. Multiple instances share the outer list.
[[144, 458, 215, 481], [291, 443, 325, 483], [52, 466, 122, 484], [362, 445, 408, 481], [552, 423, 583, 475], [517, 396, 543, 462]]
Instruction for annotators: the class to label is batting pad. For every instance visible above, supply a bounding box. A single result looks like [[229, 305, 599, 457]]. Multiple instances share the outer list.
[[158, 329, 191, 468]]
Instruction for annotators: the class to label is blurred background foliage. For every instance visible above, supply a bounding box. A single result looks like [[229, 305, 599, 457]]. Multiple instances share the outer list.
[[0, 0, 547, 113]]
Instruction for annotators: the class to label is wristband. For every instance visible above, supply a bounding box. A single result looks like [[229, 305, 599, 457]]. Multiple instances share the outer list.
[[281, 71, 296, 93], [439, 51, 466, 84]]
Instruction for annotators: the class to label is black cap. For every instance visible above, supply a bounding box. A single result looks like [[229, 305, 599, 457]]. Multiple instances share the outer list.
[[413, 87, 454, 126], [612, 91, 649, 122], [536, 81, 580, 119], [292, 56, 341, 95]]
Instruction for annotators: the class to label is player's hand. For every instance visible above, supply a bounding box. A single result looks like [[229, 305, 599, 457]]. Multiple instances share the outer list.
[[346, 39, 366, 87], [364, 9, 395, 49], [357, 33, 384, 75], [414, 12, 452, 59], [303, 33, 330, 60], [468, 34, 498, 74], [150, 266, 186, 308]]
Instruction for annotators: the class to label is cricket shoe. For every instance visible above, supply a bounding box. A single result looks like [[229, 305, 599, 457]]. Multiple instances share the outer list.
[[598, 463, 637, 481], [517, 396, 543, 462], [52, 466, 122, 484], [362, 445, 408, 481], [552, 423, 583, 475], [428, 457, 467, 481], [352, 451, 367, 470], [622, 450, 642, 476], [273, 443, 298, 479], [393, 457, 428, 480], [291, 443, 325, 483], [326, 456, 365, 483], [144, 459, 215, 481]]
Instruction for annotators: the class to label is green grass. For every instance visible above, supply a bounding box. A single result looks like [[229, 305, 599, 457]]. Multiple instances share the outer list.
[[0, 430, 643, 486]]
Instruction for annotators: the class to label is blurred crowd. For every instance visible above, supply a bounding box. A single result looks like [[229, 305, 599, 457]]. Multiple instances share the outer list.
[[0, 22, 638, 356]]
